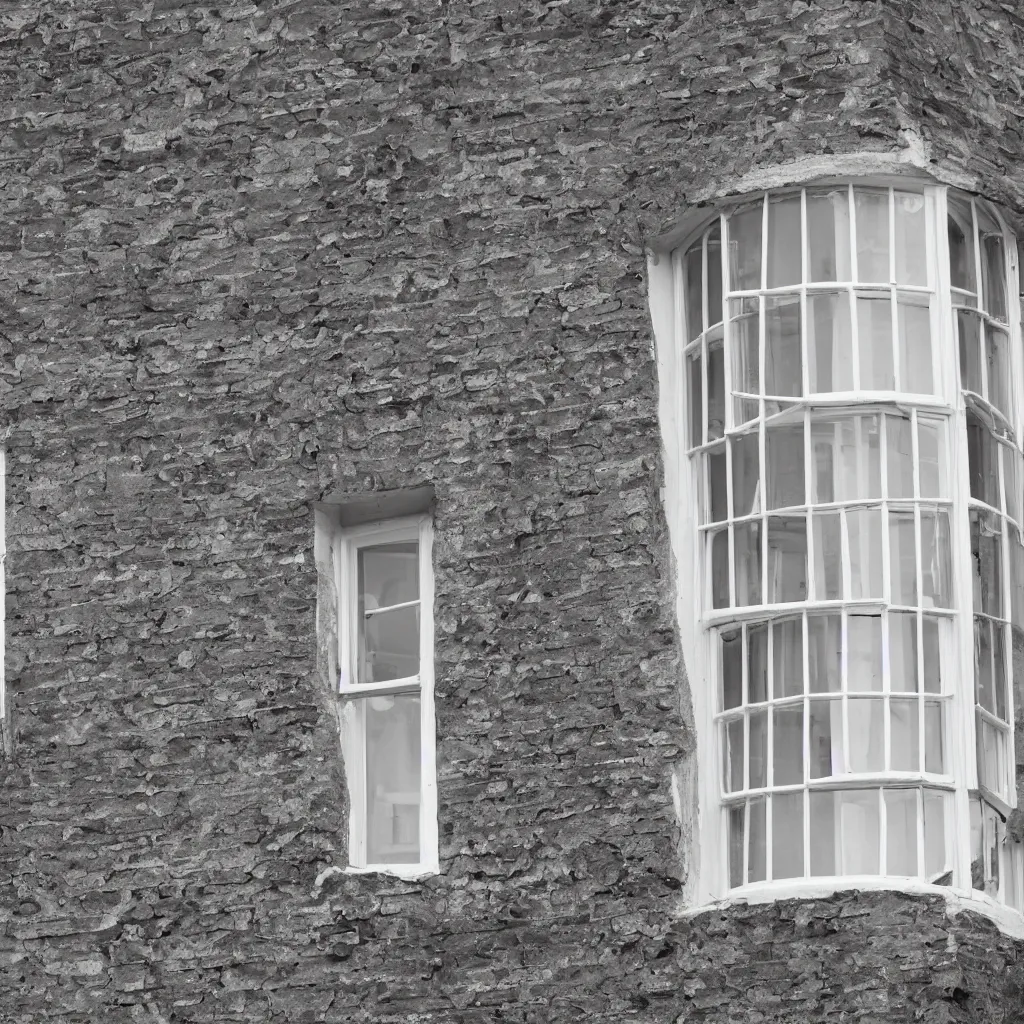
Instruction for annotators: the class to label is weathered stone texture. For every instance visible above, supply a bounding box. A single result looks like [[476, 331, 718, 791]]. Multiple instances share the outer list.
[[1, 0, 1024, 1020]]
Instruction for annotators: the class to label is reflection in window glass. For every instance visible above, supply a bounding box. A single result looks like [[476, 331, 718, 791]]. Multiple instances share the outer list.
[[707, 222, 723, 326], [894, 191, 927, 287], [857, 291, 895, 389], [767, 517, 808, 603], [886, 789, 918, 875], [730, 203, 763, 291], [948, 197, 977, 297], [885, 414, 914, 500], [889, 512, 917, 606], [848, 508, 883, 600], [685, 243, 704, 341], [897, 293, 932, 393], [765, 295, 802, 396], [722, 629, 743, 710], [807, 188, 851, 282], [772, 618, 804, 697], [848, 698, 885, 772], [767, 423, 805, 510], [855, 189, 890, 283], [848, 614, 882, 691], [732, 431, 761, 518], [890, 698, 920, 772], [890, 611, 919, 692], [808, 614, 842, 693], [772, 792, 804, 879], [807, 291, 855, 393], [767, 194, 802, 288], [812, 511, 842, 600], [735, 522, 762, 606]]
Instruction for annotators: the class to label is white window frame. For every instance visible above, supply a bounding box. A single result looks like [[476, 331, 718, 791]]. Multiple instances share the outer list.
[[333, 514, 438, 877], [648, 167, 1024, 929]]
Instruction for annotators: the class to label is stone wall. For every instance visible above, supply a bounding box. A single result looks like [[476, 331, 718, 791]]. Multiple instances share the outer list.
[[1, 0, 1023, 1020]]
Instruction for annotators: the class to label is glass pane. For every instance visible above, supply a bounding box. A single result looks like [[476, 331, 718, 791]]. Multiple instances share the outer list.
[[924, 700, 944, 773], [1012, 533, 1024, 629], [847, 698, 884, 772], [767, 423, 805, 510], [707, 223, 723, 326], [848, 508, 883, 600], [897, 293, 932, 394], [773, 706, 803, 785], [978, 720, 1008, 799], [922, 616, 942, 694], [765, 295, 802, 397], [921, 509, 952, 609], [772, 792, 804, 880], [808, 614, 842, 693], [838, 790, 881, 874], [728, 804, 745, 888], [748, 623, 768, 704], [948, 197, 977, 296], [749, 710, 768, 788], [975, 616, 996, 715], [885, 413, 914, 499], [890, 697, 920, 771], [1003, 444, 1020, 524], [807, 188, 851, 282], [890, 611, 919, 692], [993, 623, 1008, 721], [711, 528, 729, 609], [885, 788, 919, 876], [810, 789, 836, 876], [987, 325, 1010, 418], [360, 542, 419, 607], [807, 291, 854, 393], [917, 417, 947, 499], [971, 510, 1003, 618], [889, 511, 917, 605], [812, 511, 843, 600], [358, 543, 420, 684], [923, 791, 948, 881], [733, 500, 771, 593], [811, 413, 881, 503], [707, 338, 725, 441], [730, 298, 760, 407], [732, 431, 761, 518], [848, 614, 882, 691], [809, 698, 843, 777], [748, 796, 767, 882], [855, 188, 890, 282], [725, 717, 744, 791], [360, 604, 421, 683], [894, 191, 927, 286], [978, 205, 1007, 320], [722, 628, 743, 710], [966, 409, 999, 507], [365, 694, 421, 864], [729, 202, 763, 291], [707, 444, 727, 523], [685, 243, 703, 341], [772, 618, 804, 697], [767, 194, 802, 288], [688, 350, 703, 446], [767, 516, 808, 603], [857, 291, 895, 389], [958, 309, 983, 397]]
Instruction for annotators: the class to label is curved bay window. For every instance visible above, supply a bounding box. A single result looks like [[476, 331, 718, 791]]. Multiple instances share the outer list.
[[679, 182, 1024, 907]]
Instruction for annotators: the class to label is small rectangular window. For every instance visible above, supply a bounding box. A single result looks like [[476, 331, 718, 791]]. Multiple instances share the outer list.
[[335, 516, 437, 873]]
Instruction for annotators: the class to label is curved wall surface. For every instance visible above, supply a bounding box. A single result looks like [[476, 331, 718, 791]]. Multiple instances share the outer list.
[[1, 1, 1023, 1020]]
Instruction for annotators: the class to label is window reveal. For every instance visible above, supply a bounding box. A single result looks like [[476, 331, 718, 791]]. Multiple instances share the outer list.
[[680, 183, 1024, 906]]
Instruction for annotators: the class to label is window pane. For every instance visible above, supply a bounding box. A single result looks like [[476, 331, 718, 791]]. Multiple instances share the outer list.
[[685, 243, 703, 341], [993, 623, 1008, 721], [748, 796, 767, 882], [848, 614, 882, 692], [987, 325, 1010, 418], [722, 628, 743, 710], [730, 297, 760, 409], [885, 414, 914, 499], [748, 623, 768, 703], [811, 413, 881, 503], [772, 792, 804, 880], [855, 188, 890, 282], [767, 516, 808, 603], [688, 350, 703, 446], [767, 423, 805, 510], [765, 295, 802, 397], [360, 604, 421, 683], [978, 718, 1008, 798], [365, 694, 421, 864], [923, 791, 948, 881], [857, 291, 895, 389], [897, 293, 932, 393], [810, 790, 837, 875], [807, 188, 851, 282], [808, 614, 842, 693], [707, 337, 725, 440], [894, 191, 927, 286], [889, 511, 917, 605], [732, 431, 761, 518], [838, 790, 881, 874], [725, 717, 744, 792], [978, 206, 1007, 321], [360, 542, 419, 607], [958, 309, 982, 395], [767, 194, 802, 288], [809, 698, 843, 776], [971, 510, 1003, 618], [975, 616, 997, 717], [359, 543, 420, 684], [707, 444, 727, 523], [922, 615, 942, 694], [890, 611, 919, 692], [772, 618, 804, 697], [729, 203, 763, 291], [890, 698, 920, 772], [885, 789, 919, 876], [966, 409, 999, 507], [711, 528, 729, 609], [918, 417, 948, 499], [812, 511, 843, 600], [707, 223, 723, 326], [924, 700, 944, 773], [847, 698, 884, 772], [728, 804, 745, 887], [1002, 444, 1020, 524], [807, 291, 855, 393], [749, 710, 768, 789], [948, 197, 977, 297], [848, 508, 883, 600], [773, 706, 803, 785], [921, 509, 952, 609]]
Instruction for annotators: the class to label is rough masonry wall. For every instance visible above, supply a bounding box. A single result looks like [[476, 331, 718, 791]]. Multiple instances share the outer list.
[[0, 0, 1023, 1021]]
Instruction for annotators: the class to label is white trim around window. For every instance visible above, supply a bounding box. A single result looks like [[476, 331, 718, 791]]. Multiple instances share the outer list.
[[333, 515, 438, 877]]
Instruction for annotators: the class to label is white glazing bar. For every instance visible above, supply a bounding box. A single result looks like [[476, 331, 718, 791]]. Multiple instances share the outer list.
[[878, 786, 887, 876], [849, 186, 862, 393], [721, 212, 733, 432], [890, 189, 901, 392], [363, 598, 421, 617], [702, 228, 709, 335], [912, 413, 926, 774], [841, 608, 850, 775], [800, 189, 810, 397]]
